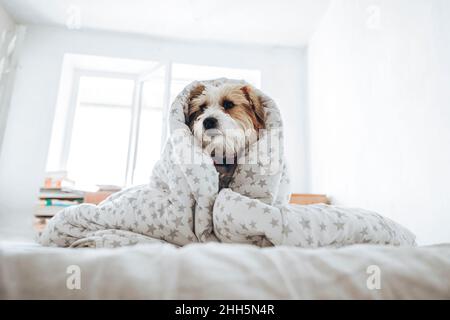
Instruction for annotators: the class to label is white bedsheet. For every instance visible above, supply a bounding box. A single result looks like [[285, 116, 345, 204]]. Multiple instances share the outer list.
[[1, 241, 448, 299]]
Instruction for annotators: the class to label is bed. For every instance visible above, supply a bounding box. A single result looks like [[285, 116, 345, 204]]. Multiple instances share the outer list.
[[1, 241, 449, 299], [2, 80, 448, 299]]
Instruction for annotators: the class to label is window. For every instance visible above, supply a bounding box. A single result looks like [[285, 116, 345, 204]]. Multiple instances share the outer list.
[[132, 66, 166, 185], [47, 55, 261, 188], [66, 76, 135, 186]]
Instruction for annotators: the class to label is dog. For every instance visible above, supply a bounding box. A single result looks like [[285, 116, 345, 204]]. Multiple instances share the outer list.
[[187, 83, 266, 189]]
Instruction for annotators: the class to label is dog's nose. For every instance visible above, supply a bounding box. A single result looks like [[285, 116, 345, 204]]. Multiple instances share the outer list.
[[203, 117, 218, 130]]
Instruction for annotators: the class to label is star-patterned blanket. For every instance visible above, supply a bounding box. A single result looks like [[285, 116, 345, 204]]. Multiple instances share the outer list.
[[38, 78, 415, 248], [213, 189, 416, 247], [39, 78, 291, 248]]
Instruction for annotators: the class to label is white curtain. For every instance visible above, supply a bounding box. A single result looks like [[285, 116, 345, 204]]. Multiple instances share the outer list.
[[0, 22, 25, 153]]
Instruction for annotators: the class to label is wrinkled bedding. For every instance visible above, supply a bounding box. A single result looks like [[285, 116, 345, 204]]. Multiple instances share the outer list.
[[38, 78, 415, 249], [214, 190, 415, 247], [0, 241, 449, 299]]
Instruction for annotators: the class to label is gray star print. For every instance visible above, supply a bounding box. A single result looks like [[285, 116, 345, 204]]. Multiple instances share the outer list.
[[337, 211, 347, 219], [257, 179, 267, 188], [172, 216, 183, 228], [334, 222, 345, 230], [270, 218, 279, 228], [360, 227, 368, 237], [319, 223, 327, 231], [247, 201, 257, 209], [245, 168, 256, 179], [233, 196, 242, 203], [300, 218, 311, 230], [111, 240, 121, 248], [168, 229, 178, 240], [282, 225, 292, 236]]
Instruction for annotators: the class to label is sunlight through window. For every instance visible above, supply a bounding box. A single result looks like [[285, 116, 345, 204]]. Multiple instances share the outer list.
[[47, 55, 261, 189]]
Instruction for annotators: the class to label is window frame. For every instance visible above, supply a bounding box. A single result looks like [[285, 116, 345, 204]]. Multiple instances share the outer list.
[[61, 62, 172, 187], [55, 59, 261, 187]]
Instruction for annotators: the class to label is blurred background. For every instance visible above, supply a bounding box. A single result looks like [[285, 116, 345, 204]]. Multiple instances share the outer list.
[[0, 0, 449, 245]]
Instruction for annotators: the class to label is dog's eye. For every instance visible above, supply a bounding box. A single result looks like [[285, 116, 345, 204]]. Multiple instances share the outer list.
[[200, 103, 207, 111], [223, 100, 234, 110]]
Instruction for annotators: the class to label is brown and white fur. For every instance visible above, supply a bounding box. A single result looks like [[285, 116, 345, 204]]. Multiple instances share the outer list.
[[187, 83, 265, 189]]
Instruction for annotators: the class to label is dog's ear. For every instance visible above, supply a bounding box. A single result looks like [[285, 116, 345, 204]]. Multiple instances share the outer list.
[[189, 84, 205, 102], [241, 85, 265, 130], [186, 84, 205, 127]]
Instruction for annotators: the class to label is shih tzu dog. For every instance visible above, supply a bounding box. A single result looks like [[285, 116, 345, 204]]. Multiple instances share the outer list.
[[187, 83, 266, 189]]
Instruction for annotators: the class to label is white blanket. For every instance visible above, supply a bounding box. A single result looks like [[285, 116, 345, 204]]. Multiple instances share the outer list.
[[38, 78, 415, 249], [39, 78, 290, 248], [1, 241, 449, 299], [214, 190, 416, 247]]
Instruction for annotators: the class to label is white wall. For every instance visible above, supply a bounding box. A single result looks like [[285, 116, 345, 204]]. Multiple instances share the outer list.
[[0, 3, 14, 31], [0, 25, 307, 239], [0, 4, 15, 150], [308, 0, 450, 245]]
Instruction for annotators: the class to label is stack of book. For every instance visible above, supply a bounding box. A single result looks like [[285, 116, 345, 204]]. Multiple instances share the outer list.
[[34, 171, 123, 233], [36, 189, 84, 216], [34, 171, 83, 233]]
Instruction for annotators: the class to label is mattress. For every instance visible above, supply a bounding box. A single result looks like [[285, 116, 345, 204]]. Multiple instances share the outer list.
[[0, 241, 449, 299]]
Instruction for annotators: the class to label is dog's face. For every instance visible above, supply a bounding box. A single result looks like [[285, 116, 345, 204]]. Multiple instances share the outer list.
[[186, 83, 265, 160]]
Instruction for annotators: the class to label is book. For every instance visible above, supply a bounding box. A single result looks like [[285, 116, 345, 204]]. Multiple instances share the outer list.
[[34, 204, 65, 217], [39, 190, 84, 200], [97, 184, 122, 192], [38, 199, 83, 206]]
